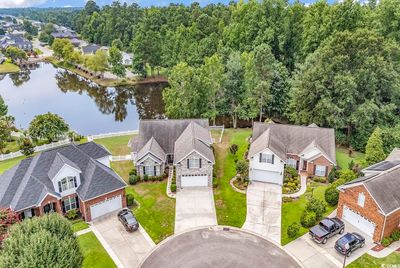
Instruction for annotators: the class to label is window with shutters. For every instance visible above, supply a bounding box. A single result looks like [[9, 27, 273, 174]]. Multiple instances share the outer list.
[[144, 166, 155, 176], [260, 153, 274, 164], [60, 176, 77, 192], [188, 158, 201, 169]]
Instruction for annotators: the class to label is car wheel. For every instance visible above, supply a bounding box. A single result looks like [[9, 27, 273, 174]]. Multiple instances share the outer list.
[[360, 242, 365, 248], [339, 228, 344, 234], [347, 251, 352, 257], [322, 238, 328, 244]]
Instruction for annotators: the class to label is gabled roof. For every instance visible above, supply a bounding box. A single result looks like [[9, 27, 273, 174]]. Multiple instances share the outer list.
[[174, 122, 214, 164], [136, 137, 166, 163], [0, 142, 125, 211], [249, 123, 336, 164], [385, 148, 400, 161], [131, 119, 210, 154]]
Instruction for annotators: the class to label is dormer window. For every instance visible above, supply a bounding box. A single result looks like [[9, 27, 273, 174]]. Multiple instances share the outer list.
[[58, 176, 77, 192], [358, 192, 365, 208]]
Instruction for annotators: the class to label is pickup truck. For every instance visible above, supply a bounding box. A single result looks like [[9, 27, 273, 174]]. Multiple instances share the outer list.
[[309, 217, 345, 244]]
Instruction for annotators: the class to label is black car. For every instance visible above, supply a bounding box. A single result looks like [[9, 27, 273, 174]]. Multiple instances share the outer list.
[[118, 209, 139, 232], [309, 217, 345, 244], [335, 232, 365, 257]]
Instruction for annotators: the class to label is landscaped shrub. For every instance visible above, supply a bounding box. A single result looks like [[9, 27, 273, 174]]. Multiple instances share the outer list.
[[129, 175, 139, 185], [129, 168, 137, 176], [282, 196, 293, 203], [171, 183, 177, 193], [283, 167, 300, 194], [0, 208, 19, 243], [391, 230, 400, 241], [212, 178, 218, 188], [338, 169, 357, 183], [325, 186, 339, 206], [287, 223, 300, 238], [306, 198, 326, 219], [235, 160, 248, 176], [381, 237, 392, 247], [19, 138, 35, 156], [65, 209, 78, 220], [312, 176, 327, 183], [143, 174, 149, 182], [301, 210, 317, 228], [126, 194, 135, 206], [229, 144, 238, 156], [328, 166, 338, 183], [285, 167, 298, 179], [0, 213, 83, 268]]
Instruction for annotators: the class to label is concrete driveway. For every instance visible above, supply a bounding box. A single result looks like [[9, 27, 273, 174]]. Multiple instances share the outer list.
[[91, 212, 155, 268], [284, 219, 375, 268], [175, 187, 217, 234], [242, 182, 282, 244]]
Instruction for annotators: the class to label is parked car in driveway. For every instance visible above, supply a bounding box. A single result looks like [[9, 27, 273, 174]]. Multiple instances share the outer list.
[[309, 217, 345, 244], [335, 232, 365, 257], [118, 209, 139, 232]]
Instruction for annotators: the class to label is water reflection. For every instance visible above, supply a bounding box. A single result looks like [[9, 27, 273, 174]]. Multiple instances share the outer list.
[[0, 63, 167, 134]]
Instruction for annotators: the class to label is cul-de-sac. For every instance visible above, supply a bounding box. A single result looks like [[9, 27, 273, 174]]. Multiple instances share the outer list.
[[0, 1, 400, 267]]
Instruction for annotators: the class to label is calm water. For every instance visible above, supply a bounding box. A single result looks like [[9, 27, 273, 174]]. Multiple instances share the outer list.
[[0, 63, 167, 135]]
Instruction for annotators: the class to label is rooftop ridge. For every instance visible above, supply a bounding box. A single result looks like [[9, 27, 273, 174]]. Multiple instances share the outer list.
[[253, 122, 335, 131]]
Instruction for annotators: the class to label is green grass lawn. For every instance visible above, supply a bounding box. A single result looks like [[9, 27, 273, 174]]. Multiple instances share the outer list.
[[281, 183, 336, 245], [111, 161, 134, 182], [0, 156, 28, 174], [0, 62, 20, 74], [336, 146, 365, 170], [126, 182, 175, 244], [213, 128, 251, 227], [71, 219, 89, 233], [94, 135, 135, 155], [4, 140, 20, 153], [348, 252, 400, 268], [77, 232, 116, 268]]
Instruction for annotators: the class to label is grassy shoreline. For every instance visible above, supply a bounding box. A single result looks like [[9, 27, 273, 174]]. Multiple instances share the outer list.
[[0, 62, 20, 74]]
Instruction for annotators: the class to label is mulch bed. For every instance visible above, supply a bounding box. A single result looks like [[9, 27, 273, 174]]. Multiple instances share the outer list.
[[372, 244, 385, 252]]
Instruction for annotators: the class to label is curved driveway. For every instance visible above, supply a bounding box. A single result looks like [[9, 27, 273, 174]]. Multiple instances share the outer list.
[[140, 227, 301, 268]]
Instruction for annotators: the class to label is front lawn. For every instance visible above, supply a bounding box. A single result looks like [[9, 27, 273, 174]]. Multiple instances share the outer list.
[[94, 134, 135, 155], [213, 128, 251, 227], [348, 252, 400, 268], [77, 232, 116, 268], [126, 182, 175, 244], [281, 183, 336, 245], [0, 62, 20, 74], [71, 219, 89, 233], [336, 146, 365, 170]]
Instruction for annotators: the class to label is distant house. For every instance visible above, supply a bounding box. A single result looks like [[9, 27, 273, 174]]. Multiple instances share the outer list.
[[0, 33, 32, 51], [81, 44, 102, 55], [122, 52, 133, 65], [248, 123, 336, 185], [130, 119, 215, 188], [51, 29, 78, 39], [337, 148, 400, 242], [0, 142, 127, 222]]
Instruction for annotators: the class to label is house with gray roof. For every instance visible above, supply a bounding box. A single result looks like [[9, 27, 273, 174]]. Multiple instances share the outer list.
[[0, 32, 32, 51], [130, 119, 215, 188], [0, 142, 127, 222], [248, 123, 336, 185], [337, 148, 400, 242]]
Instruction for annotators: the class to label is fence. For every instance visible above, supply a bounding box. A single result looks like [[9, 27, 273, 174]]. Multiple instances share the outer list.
[[109, 154, 133, 162], [0, 139, 71, 162], [87, 130, 138, 141], [210, 125, 225, 143]]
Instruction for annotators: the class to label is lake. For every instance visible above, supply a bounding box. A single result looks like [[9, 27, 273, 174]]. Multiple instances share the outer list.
[[0, 63, 167, 135]]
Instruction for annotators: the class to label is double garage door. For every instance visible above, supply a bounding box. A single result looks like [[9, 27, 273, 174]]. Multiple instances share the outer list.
[[343, 206, 375, 237], [90, 195, 122, 220], [250, 169, 283, 185], [181, 175, 208, 187]]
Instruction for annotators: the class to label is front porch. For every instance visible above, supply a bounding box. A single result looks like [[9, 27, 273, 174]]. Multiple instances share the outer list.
[[286, 154, 331, 177]]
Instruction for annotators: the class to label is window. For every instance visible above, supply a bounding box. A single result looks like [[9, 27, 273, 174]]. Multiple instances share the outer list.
[[287, 158, 297, 169], [315, 165, 327, 177], [188, 158, 201, 169], [144, 166, 156, 176], [358, 193, 365, 207], [59, 176, 77, 192], [63, 196, 77, 212], [260, 153, 274, 164]]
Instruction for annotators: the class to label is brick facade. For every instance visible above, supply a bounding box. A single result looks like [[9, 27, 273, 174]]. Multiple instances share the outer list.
[[176, 151, 213, 188], [306, 155, 333, 177], [337, 185, 385, 242], [383, 210, 400, 239]]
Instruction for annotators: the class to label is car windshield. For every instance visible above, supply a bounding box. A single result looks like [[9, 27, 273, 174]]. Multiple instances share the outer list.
[[319, 222, 329, 231]]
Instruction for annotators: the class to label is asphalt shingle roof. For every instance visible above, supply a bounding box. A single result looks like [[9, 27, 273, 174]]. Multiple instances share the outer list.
[[0, 142, 125, 211], [136, 137, 166, 163]]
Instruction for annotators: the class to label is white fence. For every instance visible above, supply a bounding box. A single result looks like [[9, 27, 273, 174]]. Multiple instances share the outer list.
[[109, 154, 133, 162], [0, 139, 71, 162], [210, 125, 225, 143], [87, 130, 138, 141]]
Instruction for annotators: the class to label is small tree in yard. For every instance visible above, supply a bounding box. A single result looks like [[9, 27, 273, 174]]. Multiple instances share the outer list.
[[365, 127, 386, 165], [0, 213, 82, 268], [338, 169, 357, 183], [287, 223, 300, 238], [301, 210, 317, 228], [19, 137, 35, 156], [327, 166, 338, 183], [28, 112, 69, 143], [325, 187, 339, 206], [0, 208, 19, 243], [306, 197, 326, 219]]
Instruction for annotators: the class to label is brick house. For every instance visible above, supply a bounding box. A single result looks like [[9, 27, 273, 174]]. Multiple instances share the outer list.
[[0, 142, 127, 222], [248, 123, 336, 185], [337, 148, 400, 242], [130, 119, 214, 189]]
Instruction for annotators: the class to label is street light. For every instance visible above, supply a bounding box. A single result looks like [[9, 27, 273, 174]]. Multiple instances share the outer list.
[[342, 244, 350, 268]]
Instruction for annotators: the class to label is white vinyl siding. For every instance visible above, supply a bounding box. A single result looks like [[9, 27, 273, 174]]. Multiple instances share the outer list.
[[260, 153, 274, 164], [358, 193, 365, 207], [315, 165, 326, 176], [63, 196, 77, 212]]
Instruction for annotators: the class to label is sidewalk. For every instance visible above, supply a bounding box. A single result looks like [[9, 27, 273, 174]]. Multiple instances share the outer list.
[[368, 240, 400, 258]]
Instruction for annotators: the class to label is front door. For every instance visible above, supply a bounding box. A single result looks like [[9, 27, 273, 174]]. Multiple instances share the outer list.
[[302, 160, 307, 171], [43, 203, 55, 214]]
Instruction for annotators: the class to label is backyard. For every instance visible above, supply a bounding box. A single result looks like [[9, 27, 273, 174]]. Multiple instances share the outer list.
[[93, 134, 134, 155], [336, 146, 365, 170], [213, 128, 251, 227], [77, 232, 116, 268]]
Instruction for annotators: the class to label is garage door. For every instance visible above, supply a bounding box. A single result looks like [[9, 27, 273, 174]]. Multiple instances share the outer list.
[[90, 195, 122, 220], [181, 175, 208, 187], [343, 206, 375, 237], [250, 169, 283, 185]]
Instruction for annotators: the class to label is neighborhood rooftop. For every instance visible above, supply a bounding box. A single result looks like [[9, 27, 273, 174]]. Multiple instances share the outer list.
[[0, 142, 125, 212]]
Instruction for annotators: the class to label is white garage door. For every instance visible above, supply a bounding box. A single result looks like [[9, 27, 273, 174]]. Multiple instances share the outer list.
[[90, 195, 122, 220], [181, 175, 208, 187], [250, 169, 283, 185], [343, 206, 375, 237]]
